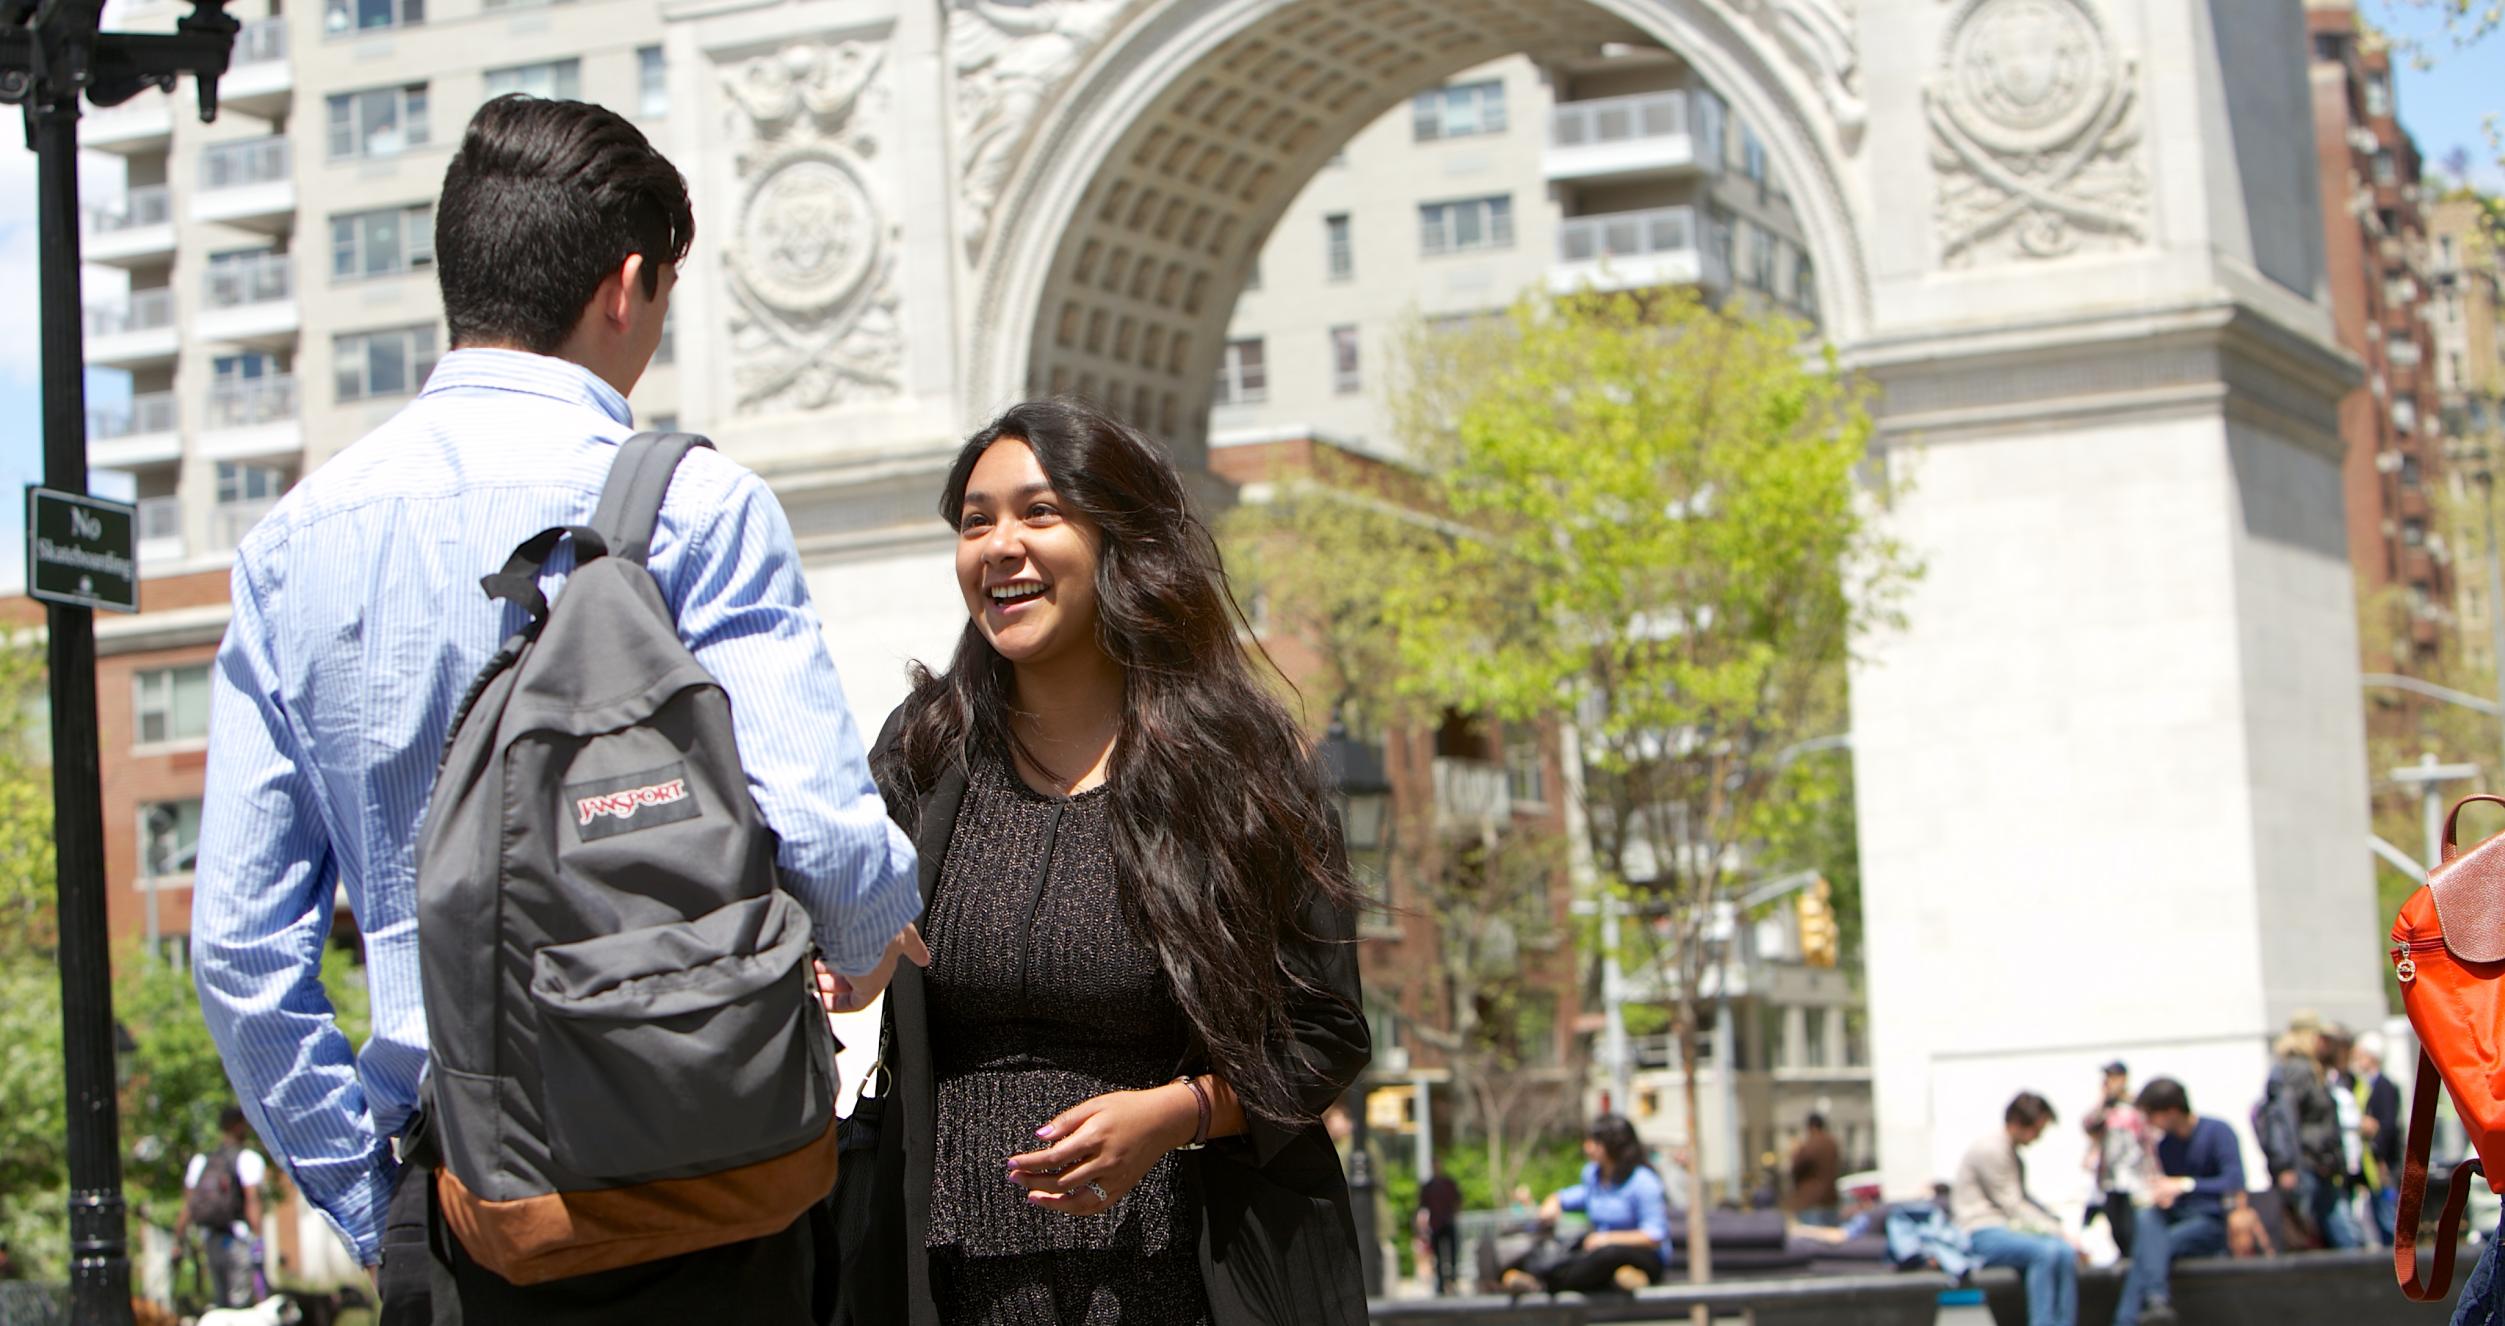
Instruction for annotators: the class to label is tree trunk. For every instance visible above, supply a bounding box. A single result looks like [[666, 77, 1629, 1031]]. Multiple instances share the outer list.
[[1680, 1003, 1712, 1287]]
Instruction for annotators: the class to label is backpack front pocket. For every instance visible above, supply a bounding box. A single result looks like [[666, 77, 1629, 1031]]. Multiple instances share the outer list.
[[528, 890, 833, 1182]]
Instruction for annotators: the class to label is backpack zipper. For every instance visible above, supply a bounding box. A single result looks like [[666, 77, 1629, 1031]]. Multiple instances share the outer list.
[[2394, 934, 2447, 983]]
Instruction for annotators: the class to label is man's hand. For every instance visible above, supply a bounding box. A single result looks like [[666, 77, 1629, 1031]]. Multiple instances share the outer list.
[[819, 923, 931, 1015], [2153, 1176, 2187, 1210], [2361, 1115, 2381, 1141], [2277, 1170, 2297, 1192]]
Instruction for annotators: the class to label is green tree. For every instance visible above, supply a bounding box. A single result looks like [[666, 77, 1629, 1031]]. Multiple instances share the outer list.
[[1372, 287, 1914, 1283], [1225, 452, 1586, 1209]]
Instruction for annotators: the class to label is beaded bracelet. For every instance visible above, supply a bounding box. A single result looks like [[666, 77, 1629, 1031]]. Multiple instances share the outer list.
[[1174, 1075, 1212, 1151]]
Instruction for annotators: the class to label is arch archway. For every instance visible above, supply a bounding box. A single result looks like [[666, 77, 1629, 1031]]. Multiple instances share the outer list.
[[964, 0, 1871, 457]]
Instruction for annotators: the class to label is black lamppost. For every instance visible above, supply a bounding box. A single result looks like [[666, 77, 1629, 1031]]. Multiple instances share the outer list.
[[1320, 716, 1391, 1297], [2, 4, 235, 1320]]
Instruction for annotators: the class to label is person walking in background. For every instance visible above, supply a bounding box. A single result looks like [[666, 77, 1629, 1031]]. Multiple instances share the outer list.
[[189, 94, 926, 1325], [1788, 1113, 1843, 1226], [2259, 1018, 2358, 1250], [2081, 1060, 2156, 1258], [2318, 1023, 2369, 1244], [858, 398, 1370, 1326], [2351, 1034, 2403, 1245], [180, 1107, 267, 1309], [2114, 1078, 2243, 1326], [1500, 1115, 1671, 1296], [1418, 1166, 1463, 1295], [1952, 1092, 2078, 1326]]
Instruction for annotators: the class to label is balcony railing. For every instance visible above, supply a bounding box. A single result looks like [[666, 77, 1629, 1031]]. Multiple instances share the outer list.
[[1432, 756, 1512, 833], [205, 253, 293, 308], [1557, 205, 1702, 265], [212, 497, 280, 550], [88, 391, 177, 440], [206, 375, 299, 430], [137, 496, 184, 556], [233, 15, 287, 64], [201, 137, 290, 191], [85, 288, 176, 337], [84, 184, 171, 235], [1551, 90, 1688, 149]]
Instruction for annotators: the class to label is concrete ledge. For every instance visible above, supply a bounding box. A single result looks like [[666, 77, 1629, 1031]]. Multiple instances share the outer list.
[[1370, 1272, 1950, 1325]]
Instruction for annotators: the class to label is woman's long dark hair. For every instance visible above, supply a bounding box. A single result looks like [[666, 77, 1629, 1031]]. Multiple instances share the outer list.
[[1590, 1114, 1649, 1186], [880, 397, 1361, 1128]]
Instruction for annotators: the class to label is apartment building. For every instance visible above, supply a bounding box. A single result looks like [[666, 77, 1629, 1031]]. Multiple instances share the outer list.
[[55, 0, 686, 965], [1212, 47, 1818, 457], [2432, 195, 2505, 675], [2308, 6, 2452, 667]]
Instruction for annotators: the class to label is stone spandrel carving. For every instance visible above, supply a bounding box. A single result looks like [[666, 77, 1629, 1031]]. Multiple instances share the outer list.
[[1926, 0, 2146, 267], [950, 0, 1126, 262], [1737, 0, 1865, 152], [719, 39, 904, 417]]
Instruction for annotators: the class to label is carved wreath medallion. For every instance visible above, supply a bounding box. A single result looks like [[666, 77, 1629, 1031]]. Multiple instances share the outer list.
[[732, 148, 878, 320], [1928, 0, 2146, 265]]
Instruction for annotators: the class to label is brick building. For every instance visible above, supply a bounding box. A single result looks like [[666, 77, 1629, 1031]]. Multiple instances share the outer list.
[[2309, 6, 2451, 667], [2431, 195, 2505, 674]]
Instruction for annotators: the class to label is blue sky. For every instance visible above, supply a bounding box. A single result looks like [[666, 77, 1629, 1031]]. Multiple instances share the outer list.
[[0, 14, 2499, 594]]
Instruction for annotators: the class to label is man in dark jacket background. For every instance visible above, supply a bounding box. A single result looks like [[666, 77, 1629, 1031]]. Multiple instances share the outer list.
[[2352, 1033, 2404, 1245]]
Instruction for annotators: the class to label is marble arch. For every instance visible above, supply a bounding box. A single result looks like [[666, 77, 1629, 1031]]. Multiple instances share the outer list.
[[662, 0, 2381, 1196]]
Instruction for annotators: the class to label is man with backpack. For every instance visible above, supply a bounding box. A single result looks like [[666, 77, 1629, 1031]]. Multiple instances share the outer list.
[[192, 95, 925, 1325], [182, 1107, 267, 1308]]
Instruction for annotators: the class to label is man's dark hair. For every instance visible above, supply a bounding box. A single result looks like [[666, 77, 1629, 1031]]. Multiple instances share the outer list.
[[218, 1105, 247, 1135], [435, 95, 694, 354], [2005, 1092, 2056, 1128], [1806, 1112, 1828, 1131], [2136, 1077, 2192, 1117]]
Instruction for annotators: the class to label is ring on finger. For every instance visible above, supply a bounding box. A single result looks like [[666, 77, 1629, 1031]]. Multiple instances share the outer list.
[[1085, 1181, 1108, 1203]]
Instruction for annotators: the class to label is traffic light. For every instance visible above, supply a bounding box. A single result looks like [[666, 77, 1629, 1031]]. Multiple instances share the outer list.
[[1797, 876, 1840, 968]]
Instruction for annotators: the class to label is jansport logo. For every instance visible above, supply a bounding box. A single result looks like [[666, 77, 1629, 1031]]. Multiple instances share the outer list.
[[576, 777, 690, 827], [565, 761, 703, 841]]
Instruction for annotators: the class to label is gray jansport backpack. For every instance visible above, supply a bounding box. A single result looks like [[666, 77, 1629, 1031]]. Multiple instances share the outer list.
[[415, 433, 838, 1285]]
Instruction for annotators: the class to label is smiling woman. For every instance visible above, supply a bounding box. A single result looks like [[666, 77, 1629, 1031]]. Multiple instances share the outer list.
[[855, 397, 1372, 1326]]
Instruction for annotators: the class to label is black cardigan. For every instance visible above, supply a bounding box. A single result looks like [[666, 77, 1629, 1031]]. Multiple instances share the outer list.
[[847, 711, 1371, 1326]]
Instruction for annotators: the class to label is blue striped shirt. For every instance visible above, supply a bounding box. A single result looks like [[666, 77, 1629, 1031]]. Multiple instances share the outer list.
[[190, 349, 921, 1264]]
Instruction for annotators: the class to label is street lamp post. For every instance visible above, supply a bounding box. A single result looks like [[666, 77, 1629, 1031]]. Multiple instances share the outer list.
[[3, 4, 236, 1320], [1320, 716, 1392, 1298]]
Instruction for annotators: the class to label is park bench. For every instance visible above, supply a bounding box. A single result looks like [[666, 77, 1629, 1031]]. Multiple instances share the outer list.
[[1975, 1248, 2463, 1325]]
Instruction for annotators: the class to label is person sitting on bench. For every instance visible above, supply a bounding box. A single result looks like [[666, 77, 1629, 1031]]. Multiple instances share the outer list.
[[1501, 1115, 1672, 1295], [2115, 1077, 2244, 1326]]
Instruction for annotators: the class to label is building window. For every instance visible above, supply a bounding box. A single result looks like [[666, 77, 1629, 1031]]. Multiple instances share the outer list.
[[654, 309, 675, 365], [1804, 1008, 1830, 1068], [2403, 454, 2423, 488], [2394, 397, 2419, 432], [335, 324, 440, 403], [133, 665, 213, 747], [1325, 212, 1353, 282], [2405, 517, 2428, 547], [2366, 73, 2391, 119], [329, 203, 434, 281], [2373, 152, 2396, 187], [1364, 990, 1402, 1056], [648, 413, 679, 433], [638, 46, 667, 118], [1418, 195, 1514, 256], [216, 462, 288, 506], [1741, 125, 1768, 183], [325, 0, 422, 35], [327, 84, 430, 160], [1213, 337, 1267, 406], [139, 799, 203, 884], [1412, 79, 1506, 141], [485, 58, 582, 102], [1330, 325, 1360, 395], [1503, 722, 1545, 805]]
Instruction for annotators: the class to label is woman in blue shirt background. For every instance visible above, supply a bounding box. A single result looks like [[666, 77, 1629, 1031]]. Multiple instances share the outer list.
[[1501, 1115, 1673, 1294]]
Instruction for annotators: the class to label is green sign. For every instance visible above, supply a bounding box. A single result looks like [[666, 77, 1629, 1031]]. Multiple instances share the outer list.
[[25, 487, 138, 614]]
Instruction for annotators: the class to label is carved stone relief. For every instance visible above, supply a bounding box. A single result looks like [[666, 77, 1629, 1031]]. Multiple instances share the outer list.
[[719, 39, 903, 416], [1926, 0, 2146, 267], [1737, 0, 1865, 152], [948, 0, 1126, 263]]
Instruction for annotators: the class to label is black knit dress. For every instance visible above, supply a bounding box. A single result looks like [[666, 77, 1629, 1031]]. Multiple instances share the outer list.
[[922, 753, 1211, 1326]]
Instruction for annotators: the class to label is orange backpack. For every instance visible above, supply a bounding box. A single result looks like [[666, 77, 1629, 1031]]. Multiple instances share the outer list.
[[2391, 793, 2505, 1300]]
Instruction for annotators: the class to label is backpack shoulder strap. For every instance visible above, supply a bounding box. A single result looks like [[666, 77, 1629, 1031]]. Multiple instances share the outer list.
[[590, 432, 714, 567], [2396, 1046, 2482, 1300]]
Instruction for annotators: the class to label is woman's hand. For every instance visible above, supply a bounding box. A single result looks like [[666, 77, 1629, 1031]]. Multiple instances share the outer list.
[[1006, 1084, 1198, 1218]]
